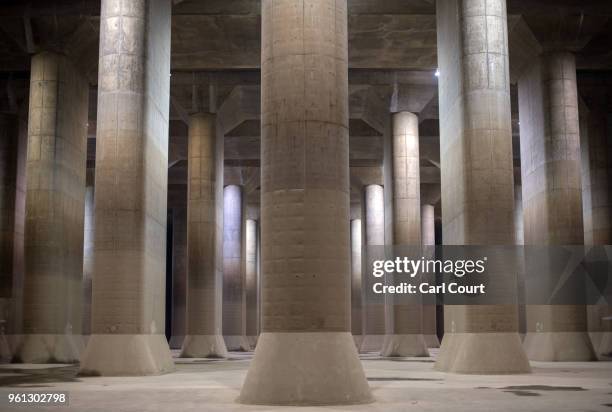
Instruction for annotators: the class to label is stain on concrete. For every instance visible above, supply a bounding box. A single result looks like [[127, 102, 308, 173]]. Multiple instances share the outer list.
[[385, 358, 436, 363], [503, 390, 541, 397], [0, 366, 80, 387], [367, 377, 443, 382], [500, 385, 586, 392]]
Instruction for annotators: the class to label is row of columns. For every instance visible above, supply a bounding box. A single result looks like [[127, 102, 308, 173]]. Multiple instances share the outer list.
[[0, 0, 609, 406]]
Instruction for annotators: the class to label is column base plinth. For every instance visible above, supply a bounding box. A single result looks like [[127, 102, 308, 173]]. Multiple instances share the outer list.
[[424, 334, 440, 348], [380, 334, 429, 357], [12, 334, 83, 364], [168, 335, 185, 350], [352, 334, 363, 350], [247, 335, 258, 348], [239, 332, 372, 406], [590, 332, 612, 360], [223, 335, 251, 351], [79, 334, 174, 376], [359, 334, 385, 353], [523, 332, 596, 361], [180, 335, 228, 358], [435, 332, 530, 374]]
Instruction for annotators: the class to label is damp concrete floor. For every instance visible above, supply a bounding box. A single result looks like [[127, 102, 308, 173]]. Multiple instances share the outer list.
[[0, 350, 611, 411]]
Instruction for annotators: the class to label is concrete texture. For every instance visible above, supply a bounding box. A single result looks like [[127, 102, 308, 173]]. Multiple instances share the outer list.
[[351, 219, 363, 344], [222, 185, 249, 352], [421, 203, 440, 348], [81, 176, 94, 338], [169, 207, 187, 350], [518, 52, 596, 361], [79, 0, 174, 376], [361, 185, 386, 353], [15, 51, 89, 364], [1, 352, 611, 411], [436, 0, 530, 373], [244, 219, 258, 346], [381, 111, 428, 358], [579, 81, 612, 360], [79, 334, 174, 376], [241, 332, 372, 405], [181, 113, 227, 358], [240, 0, 371, 405]]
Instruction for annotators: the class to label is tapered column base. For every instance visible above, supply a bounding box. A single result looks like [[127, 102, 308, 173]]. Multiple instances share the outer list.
[[435, 332, 530, 374], [359, 334, 385, 353], [352, 335, 363, 350], [247, 335, 258, 348], [168, 335, 185, 350], [523, 332, 596, 361], [424, 334, 440, 348], [180, 335, 228, 358], [380, 334, 429, 357], [224, 335, 251, 351], [79, 334, 174, 376], [595, 332, 612, 360], [12, 334, 83, 364], [239, 332, 372, 406]]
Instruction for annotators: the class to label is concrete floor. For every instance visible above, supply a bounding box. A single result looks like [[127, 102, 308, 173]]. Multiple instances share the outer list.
[[0, 350, 611, 411]]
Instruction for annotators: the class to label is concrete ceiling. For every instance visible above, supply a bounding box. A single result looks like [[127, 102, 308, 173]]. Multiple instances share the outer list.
[[1, 0, 612, 214]]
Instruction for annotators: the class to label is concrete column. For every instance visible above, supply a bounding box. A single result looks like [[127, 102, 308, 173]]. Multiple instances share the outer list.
[[435, 0, 530, 373], [82, 171, 94, 340], [350, 219, 363, 348], [360, 184, 386, 353], [514, 185, 527, 340], [169, 207, 186, 350], [381, 111, 428, 357], [239, 0, 371, 405], [14, 52, 89, 364], [519, 52, 596, 361], [180, 113, 227, 358], [222, 185, 249, 351], [245, 218, 258, 348], [421, 203, 440, 348], [0, 114, 18, 362], [580, 93, 612, 360], [79, 0, 174, 376]]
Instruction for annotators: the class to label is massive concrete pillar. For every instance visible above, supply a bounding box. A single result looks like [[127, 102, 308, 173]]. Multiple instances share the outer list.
[[351, 219, 363, 348], [82, 171, 94, 340], [518, 52, 596, 361], [580, 89, 612, 360], [239, 0, 371, 405], [381, 112, 428, 357], [0, 114, 18, 362], [360, 184, 386, 353], [223, 185, 249, 351], [13, 52, 88, 364], [245, 218, 259, 348], [421, 203, 440, 348], [435, 0, 530, 373], [514, 185, 527, 339], [169, 207, 187, 350], [79, 0, 174, 376], [181, 113, 227, 358]]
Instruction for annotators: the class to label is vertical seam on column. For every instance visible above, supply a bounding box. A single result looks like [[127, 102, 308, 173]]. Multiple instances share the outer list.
[[302, 0, 307, 189], [484, 0, 490, 89]]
